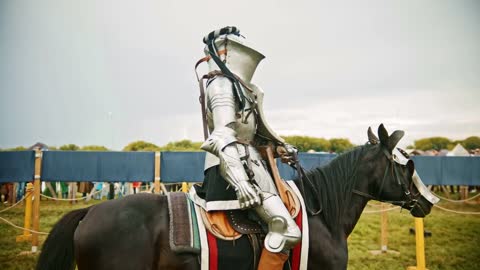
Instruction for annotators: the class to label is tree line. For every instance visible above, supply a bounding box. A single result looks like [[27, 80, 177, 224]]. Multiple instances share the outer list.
[[2, 136, 479, 153], [408, 136, 480, 151]]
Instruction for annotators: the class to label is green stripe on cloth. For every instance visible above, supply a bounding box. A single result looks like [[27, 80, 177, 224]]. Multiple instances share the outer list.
[[189, 197, 201, 250]]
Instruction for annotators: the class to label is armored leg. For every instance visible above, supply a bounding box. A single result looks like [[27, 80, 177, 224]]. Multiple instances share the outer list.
[[255, 194, 301, 253]]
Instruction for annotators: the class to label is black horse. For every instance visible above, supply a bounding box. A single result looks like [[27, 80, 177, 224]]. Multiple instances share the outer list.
[[36, 125, 434, 270]]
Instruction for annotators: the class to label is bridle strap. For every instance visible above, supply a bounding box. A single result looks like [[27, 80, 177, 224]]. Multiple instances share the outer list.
[[352, 189, 376, 200], [353, 149, 418, 207]]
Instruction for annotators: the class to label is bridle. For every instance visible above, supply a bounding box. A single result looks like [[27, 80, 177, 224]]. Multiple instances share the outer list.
[[352, 145, 420, 210]]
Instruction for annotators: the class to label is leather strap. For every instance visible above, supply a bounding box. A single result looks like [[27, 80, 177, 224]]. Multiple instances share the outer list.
[[247, 233, 261, 270], [194, 50, 227, 81], [197, 70, 224, 140], [263, 146, 300, 217]]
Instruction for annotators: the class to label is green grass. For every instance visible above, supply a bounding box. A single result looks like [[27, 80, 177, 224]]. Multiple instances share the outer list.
[[1, 196, 479, 270]]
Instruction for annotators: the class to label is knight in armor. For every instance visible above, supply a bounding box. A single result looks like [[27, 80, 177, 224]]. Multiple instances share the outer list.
[[193, 27, 301, 269]]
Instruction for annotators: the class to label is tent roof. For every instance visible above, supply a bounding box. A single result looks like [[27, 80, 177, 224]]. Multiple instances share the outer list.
[[447, 143, 470, 156]]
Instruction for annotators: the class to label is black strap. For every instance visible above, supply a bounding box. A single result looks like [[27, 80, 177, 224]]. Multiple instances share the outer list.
[[203, 26, 240, 44], [207, 40, 247, 110]]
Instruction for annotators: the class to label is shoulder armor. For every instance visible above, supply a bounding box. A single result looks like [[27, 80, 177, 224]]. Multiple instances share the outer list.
[[245, 83, 285, 145]]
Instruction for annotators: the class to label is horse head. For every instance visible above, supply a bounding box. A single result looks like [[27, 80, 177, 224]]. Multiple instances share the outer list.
[[356, 124, 438, 217]]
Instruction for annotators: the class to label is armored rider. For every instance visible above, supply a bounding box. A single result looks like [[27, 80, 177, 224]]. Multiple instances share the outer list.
[[193, 27, 301, 269]]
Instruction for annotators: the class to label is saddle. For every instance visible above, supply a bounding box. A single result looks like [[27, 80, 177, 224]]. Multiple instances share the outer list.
[[168, 182, 309, 270], [199, 178, 301, 241]]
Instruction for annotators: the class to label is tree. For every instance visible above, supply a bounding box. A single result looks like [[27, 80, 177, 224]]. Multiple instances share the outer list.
[[1, 146, 27, 151], [59, 144, 80, 151], [160, 140, 202, 151], [123, 141, 161, 151], [461, 136, 480, 150], [282, 136, 331, 152], [329, 138, 354, 153], [81, 145, 109, 151], [413, 137, 453, 151]]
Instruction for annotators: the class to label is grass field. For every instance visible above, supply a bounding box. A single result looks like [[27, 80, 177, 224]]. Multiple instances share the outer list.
[[0, 194, 479, 270]]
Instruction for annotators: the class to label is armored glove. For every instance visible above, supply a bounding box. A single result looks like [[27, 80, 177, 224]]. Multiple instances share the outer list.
[[235, 180, 262, 208], [276, 143, 298, 164]]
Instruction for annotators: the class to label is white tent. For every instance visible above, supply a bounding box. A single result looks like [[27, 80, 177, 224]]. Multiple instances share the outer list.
[[447, 144, 470, 156]]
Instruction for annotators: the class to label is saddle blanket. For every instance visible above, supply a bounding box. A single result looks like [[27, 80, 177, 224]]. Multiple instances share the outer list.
[[167, 192, 201, 253], [188, 180, 309, 270]]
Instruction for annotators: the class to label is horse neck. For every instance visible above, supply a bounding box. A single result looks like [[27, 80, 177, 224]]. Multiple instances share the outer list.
[[305, 146, 365, 235], [342, 194, 369, 236]]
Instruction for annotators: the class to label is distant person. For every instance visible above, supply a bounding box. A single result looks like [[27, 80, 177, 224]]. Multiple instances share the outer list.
[[132, 181, 141, 194]]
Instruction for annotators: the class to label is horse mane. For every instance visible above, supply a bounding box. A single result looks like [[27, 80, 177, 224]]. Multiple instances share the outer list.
[[300, 144, 370, 233]]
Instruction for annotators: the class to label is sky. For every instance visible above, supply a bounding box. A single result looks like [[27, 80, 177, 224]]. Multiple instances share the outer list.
[[1, 0, 479, 150]]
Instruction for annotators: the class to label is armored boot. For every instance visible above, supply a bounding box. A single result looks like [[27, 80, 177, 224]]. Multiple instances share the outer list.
[[255, 194, 301, 253], [255, 195, 300, 269]]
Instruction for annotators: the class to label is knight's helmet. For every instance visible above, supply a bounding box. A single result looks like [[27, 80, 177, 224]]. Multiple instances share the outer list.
[[203, 27, 264, 83]]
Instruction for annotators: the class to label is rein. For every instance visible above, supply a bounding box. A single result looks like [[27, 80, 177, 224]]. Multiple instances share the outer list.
[[290, 152, 322, 216]]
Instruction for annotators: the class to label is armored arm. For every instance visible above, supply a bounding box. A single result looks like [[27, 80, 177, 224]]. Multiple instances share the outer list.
[[201, 77, 261, 209]]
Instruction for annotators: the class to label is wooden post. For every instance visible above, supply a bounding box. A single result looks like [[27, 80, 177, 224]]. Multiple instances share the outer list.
[[10, 184, 17, 204], [154, 152, 161, 194], [16, 183, 34, 242], [380, 203, 388, 252], [460, 186, 468, 200], [182, 182, 188, 193], [407, 218, 428, 270], [370, 203, 399, 255], [31, 150, 42, 253]]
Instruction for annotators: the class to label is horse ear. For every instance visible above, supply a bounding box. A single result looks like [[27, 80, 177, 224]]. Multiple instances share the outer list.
[[368, 127, 379, 144], [387, 130, 405, 152], [378, 124, 389, 147]]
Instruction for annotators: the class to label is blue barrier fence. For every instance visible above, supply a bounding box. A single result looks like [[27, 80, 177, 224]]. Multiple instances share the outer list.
[[0, 151, 479, 185]]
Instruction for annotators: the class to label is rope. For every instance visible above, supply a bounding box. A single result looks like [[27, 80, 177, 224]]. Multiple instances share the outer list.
[[0, 196, 26, 214], [433, 204, 480, 215], [432, 191, 480, 203], [0, 215, 49, 235], [363, 206, 401, 214], [40, 190, 102, 201]]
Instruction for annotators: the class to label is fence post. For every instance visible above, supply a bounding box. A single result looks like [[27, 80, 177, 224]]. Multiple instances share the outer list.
[[182, 182, 188, 193], [154, 152, 161, 194], [31, 149, 42, 253], [407, 218, 428, 270], [16, 183, 34, 242], [369, 203, 398, 255], [380, 203, 388, 252]]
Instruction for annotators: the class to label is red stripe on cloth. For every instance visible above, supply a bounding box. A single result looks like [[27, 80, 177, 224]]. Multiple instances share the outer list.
[[291, 208, 303, 270], [207, 231, 218, 270]]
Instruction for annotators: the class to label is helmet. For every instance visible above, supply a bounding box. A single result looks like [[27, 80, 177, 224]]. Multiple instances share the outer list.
[[204, 29, 265, 83]]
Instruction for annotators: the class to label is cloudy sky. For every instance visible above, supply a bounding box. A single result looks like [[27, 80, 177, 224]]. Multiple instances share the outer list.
[[1, 0, 479, 150]]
